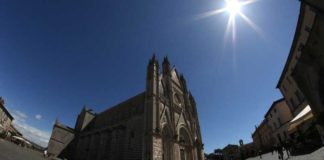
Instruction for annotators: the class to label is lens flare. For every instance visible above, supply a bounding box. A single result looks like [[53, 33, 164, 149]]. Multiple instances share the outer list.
[[196, 0, 261, 45], [226, 0, 242, 16]]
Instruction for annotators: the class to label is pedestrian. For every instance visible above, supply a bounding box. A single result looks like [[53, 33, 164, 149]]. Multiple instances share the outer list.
[[271, 146, 274, 155], [258, 150, 262, 159], [277, 145, 284, 160], [284, 141, 290, 158], [44, 149, 47, 158]]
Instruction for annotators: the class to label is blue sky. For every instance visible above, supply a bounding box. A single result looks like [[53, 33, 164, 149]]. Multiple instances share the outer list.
[[0, 0, 300, 151]]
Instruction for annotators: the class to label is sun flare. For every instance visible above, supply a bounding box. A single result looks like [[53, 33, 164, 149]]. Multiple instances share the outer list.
[[196, 0, 261, 45], [226, 0, 242, 16]]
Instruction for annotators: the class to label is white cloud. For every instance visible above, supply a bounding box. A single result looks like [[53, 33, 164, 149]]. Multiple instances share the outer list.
[[11, 110, 28, 122], [14, 110, 28, 119], [11, 110, 50, 147], [35, 114, 42, 120], [12, 121, 50, 148]]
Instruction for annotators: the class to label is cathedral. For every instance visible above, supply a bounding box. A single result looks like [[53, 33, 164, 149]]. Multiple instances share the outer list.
[[47, 55, 204, 160]]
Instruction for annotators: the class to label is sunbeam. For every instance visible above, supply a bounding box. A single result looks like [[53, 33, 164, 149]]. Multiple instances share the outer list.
[[241, 0, 258, 6], [238, 11, 264, 38], [223, 15, 234, 46], [196, 0, 260, 45], [195, 8, 227, 20], [232, 16, 236, 44]]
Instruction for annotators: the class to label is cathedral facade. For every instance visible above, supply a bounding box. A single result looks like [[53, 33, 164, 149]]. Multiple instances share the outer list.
[[48, 56, 204, 160]]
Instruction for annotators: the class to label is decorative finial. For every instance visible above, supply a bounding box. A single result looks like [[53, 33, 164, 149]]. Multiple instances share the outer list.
[[163, 56, 169, 64], [152, 53, 156, 61], [0, 97, 4, 105]]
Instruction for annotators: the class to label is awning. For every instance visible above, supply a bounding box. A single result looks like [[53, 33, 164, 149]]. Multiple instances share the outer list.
[[288, 105, 314, 133], [12, 136, 25, 141]]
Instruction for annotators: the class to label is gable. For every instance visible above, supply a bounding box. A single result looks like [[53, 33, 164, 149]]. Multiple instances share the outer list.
[[171, 69, 181, 88]]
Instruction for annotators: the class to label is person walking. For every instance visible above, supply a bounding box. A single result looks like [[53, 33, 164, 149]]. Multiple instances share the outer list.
[[271, 146, 274, 155], [258, 150, 262, 159], [277, 145, 284, 160], [44, 149, 47, 158], [284, 141, 290, 158]]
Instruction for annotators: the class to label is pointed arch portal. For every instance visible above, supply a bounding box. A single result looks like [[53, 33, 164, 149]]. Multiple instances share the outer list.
[[179, 127, 193, 160], [162, 126, 173, 160]]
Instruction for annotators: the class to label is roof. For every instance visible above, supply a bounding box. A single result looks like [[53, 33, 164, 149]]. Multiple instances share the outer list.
[[92, 92, 145, 129], [251, 119, 269, 137], [9, 125, 22, 136], [54, 121, 75, 133], [264, 98, 285, 118], [303, 0, 324, 12], [276, 3, 306, 88], [0, 103, 14, 120], [223, 144, 239, 151]]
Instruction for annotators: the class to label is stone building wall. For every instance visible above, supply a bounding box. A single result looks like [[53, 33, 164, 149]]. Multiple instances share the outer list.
[[47, 122, 75, 158], [0, 100, 13, 134], [265, 99, 293, 144], [276, 3, 316, 116], [153, 136, 163, 160], [144, 56, 204, 160], [47, 56, 204, 160], [71, 92, 145, 160]]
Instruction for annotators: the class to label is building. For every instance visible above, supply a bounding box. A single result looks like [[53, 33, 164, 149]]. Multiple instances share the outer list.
[[264, 98, 293, 145], [0, 97, 14, 138], [292, 0, 324, 126], [222, 144, 240, 160], [251, 119, 275, 153], [276, 0, 324, 145], [205, 149, 223, 160], [8, 125, 22, 137], [48, 56, 205, 160], [48, 120, 75, 158], [240, 142, 255, 159], [276, 1, 316, 117]]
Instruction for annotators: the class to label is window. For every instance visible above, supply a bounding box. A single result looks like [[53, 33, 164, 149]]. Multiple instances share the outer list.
[[295, 90, 304, 104], [290, 98, 296, 108], [309, 6, 318, 13], [274, 108, 277, 113], [287, 77, 292, 85], [128, 131, 135, 149], [298, 43, 304, 51], [277, 134, 282, 143], [278, 118, 282, 126], [284, 131, 288, 139], [174, 93, 182, 106], [282, 85, 287, 93], [273, 122, 277, 129], [270, 113, 272, 118], [305, 26, 311, 33], [180, 149, 186, 160]]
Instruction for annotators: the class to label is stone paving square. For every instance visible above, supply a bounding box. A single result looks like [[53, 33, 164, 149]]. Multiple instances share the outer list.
[[0, 139, 45, 160], [247, 147, 324, 160]]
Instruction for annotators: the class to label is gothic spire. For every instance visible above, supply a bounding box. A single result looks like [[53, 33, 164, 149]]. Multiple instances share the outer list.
[[148, 53, 158, 66], [162, 56, 169, 65], [180, 74, 188, 92], [162, 56, 170, 75]]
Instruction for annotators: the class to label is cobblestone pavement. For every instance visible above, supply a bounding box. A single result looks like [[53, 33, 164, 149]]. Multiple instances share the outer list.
[[0, 139, 46, 160], [247, 147, 324, 160]]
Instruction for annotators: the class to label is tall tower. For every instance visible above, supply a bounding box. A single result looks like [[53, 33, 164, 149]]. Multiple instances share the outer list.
[[143, 55, 204, 160], [143, 54, 161, 160]]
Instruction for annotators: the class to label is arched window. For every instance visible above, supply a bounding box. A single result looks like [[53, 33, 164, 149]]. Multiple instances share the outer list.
[[162, 126, 172, 160], [174, 93, 182, 107], [179, 128, 192, 160]]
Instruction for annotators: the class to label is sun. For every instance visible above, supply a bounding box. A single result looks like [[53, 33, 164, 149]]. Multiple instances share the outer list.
[[226, 0, 242, 16], [196, 0, 262, 44]]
